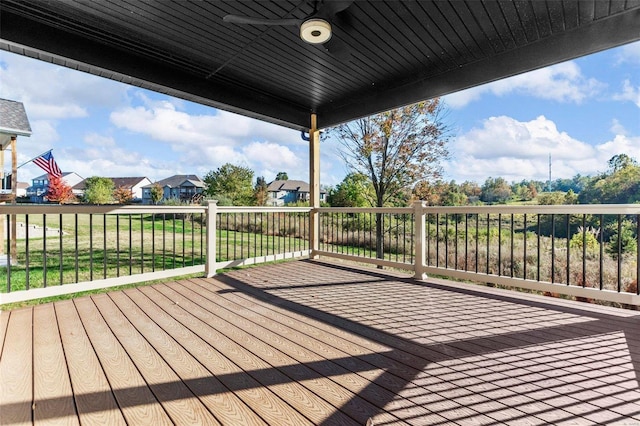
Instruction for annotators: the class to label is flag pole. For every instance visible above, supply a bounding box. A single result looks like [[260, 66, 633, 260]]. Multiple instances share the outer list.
[[17, 149, 53, 169]]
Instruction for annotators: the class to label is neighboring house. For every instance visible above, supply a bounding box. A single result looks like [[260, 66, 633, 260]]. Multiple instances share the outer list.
[[73, 176, 152, 201], [266, 179, 326, 206], [141, 174, 205, 204], [26, 172, 83, 203], [16, 182, 28, 197]]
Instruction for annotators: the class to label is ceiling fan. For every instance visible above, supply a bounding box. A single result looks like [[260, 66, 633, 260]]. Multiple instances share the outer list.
[[223, 1, 354, 61]]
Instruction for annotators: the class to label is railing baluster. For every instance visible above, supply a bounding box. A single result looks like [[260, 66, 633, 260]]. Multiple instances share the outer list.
[[6, 214, 11, 292], [26, 215, 30, 290], [475, 214, 479, 273], [59, 215, 64, 284], [130, 214, 133, 274], [172, 213, 176, 269], [617, 214, 622, 292], [42, 213, 47, 287], [116, 215, 120, 277], [537, 214, 541, 281], [498, 213, 502, 277], [89, 214, 93, 280], [523, 214, 527, 280], [551, 213, 555, 283], [637, 214, 640, 295], [582, 215, 586, 288], [599, 214, 604, 290], [103, 214, 107, 279], [151, 213, 155, 272], [566, 214, 570, 285], [510, 214, 514, 278], [141, 214, 144, 273]]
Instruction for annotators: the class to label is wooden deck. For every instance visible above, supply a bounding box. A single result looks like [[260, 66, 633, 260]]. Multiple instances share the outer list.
[[1, 259, 639, 425]]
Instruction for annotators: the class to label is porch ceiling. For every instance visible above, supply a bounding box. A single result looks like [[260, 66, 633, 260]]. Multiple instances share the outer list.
[[1, 1, 639, 130]]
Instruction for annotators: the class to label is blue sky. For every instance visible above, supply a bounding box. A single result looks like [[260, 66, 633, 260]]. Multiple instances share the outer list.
[[1, 40, 639, 187]]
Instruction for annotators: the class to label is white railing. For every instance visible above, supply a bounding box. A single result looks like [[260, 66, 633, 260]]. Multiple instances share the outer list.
[[2, 202, 639, 307]]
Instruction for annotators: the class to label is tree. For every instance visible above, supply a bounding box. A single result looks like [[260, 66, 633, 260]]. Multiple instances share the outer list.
[[113, 186, 134, 204], [46, 174, 76, 204], [579, 155, 640, 204], [608, 153, 638, 173], [203, 163, 255, 205], [150, 183, 164, 205], [328, 173, 374, 207], [275, 171, 289, 181], [84, 176, 114, 204], [333, 99, 451, 260], [480, 177, 512, 204], [254, 176, 269, 206]]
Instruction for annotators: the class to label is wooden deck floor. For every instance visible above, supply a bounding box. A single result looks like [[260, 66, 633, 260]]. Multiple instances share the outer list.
[[1, 259, 639, 425]]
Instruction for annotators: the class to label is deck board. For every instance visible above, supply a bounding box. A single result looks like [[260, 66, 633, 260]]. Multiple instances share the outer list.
[[32, 304, 78, 425], [73, 297, 171, 425], [0, 309, 32, 425], [1, 259, 639, 425], [54, 300, 126, 425]]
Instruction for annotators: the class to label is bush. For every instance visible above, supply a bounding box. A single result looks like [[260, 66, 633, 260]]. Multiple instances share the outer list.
[[569, 228, 600, 254]]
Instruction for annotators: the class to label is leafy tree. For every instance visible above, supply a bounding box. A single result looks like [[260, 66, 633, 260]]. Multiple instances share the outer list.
[[459, 180, 482, 202], [328, 173, 374, 207], [275, 171, 289, 181], [254, 176, 269, 206], [608, 153, 638, 173], [413, 180, 468, 206], [203, 163, 255, 205], [150, 183, 164, 205], [606, 220, 638, 259], [84, 176, 114, 204], [480, 177, 512, 204], [113, 186, 134, 204], [579, 155, 640, 204], [46, 174, 76, 204], [332, 99, 450, 261]]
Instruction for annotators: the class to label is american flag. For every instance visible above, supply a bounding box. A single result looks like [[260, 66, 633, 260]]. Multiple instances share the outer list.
[[32, 150, 63, 177]]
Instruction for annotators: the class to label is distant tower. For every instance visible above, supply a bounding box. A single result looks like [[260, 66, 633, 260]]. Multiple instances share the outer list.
[[547, 153, 552, 192]]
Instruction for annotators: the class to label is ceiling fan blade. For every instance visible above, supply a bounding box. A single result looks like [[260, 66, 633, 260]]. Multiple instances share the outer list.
[[316, 0, 354, 18], [223, 15, 302, 26]]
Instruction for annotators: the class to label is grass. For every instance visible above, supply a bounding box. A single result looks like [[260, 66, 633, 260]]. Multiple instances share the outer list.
[[2, 213, 206, 293]]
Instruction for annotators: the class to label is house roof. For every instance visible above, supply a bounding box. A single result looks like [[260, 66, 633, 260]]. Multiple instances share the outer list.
[[32, 172, 77, 181], [143, 174, 203, 189], [73, 176, 150, 190], [0, 98, 32, 148], [1, 1, 638, 131], [267, 179, 326, 194], [267, 179, 310, 193]]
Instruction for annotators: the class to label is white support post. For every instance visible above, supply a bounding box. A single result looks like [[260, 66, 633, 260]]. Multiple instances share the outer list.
[[414, 200, 427, 280], [309, 114, 320, 259], [205, 200, 218, 277]]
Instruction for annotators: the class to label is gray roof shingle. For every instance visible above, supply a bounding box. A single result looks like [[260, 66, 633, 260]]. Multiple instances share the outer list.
[[0, 98, 32, 136]]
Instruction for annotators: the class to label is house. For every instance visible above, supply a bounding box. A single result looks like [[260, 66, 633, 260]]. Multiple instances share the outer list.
[[73, 176, 152, 201], [266, 179, 326, 206], [141, 174, 205, 204], [26, 172, 83, 203]]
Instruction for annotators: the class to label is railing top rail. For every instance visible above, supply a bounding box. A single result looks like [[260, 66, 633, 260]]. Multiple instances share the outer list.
[[419, 204, 640, 215], [317, 207, 412, 214], [0, 204, 207, 215], [217, 206, 312, 213]]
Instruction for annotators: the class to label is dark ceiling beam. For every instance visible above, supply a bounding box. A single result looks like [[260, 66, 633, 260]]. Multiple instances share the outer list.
[[318, 8, 640, 129], [0, 10, 312, 130]]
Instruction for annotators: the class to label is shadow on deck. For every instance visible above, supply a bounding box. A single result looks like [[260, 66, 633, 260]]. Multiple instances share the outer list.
[[1, 259, 639, 425]]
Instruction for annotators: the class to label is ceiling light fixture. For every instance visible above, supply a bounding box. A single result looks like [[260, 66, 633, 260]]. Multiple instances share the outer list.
[[300, 19, 332, 44]]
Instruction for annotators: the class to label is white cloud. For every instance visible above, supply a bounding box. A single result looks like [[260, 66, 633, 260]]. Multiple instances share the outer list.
[[110, 95, 300, 148], [0, 52, 126, 120], [445, 115, 639, 183], [613, 79, 640, 108], [445, 61, 605, 108]]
